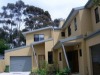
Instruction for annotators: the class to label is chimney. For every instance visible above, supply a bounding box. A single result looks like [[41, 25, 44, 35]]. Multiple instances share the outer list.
[[59, 18, 65, 28]]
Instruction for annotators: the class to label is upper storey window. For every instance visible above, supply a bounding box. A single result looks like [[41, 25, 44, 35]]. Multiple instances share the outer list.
[[34, 34, 44, 42], [68, 25, 71, 36], [74, 18, 77, 31], [61, 32, 65, 37], [94, 7, 100, 23]]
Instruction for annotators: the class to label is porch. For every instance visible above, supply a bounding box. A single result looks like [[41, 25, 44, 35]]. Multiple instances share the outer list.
[[31, 38, 53, 71], [53, 35, 85, 75]]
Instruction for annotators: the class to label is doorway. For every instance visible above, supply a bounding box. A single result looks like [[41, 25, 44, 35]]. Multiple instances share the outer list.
[[38, 55, 45, 69], [67, 50, 79, 73]]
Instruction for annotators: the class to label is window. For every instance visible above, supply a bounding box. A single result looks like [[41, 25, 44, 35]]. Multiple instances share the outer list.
[[59, 52, 62, 61], [61, 32, 65, 37], [34, 34, 44, 42], [79, 49, 82, 57], [74, 18, 77, 31], [48, 51, 53, 64], [95, 7, 100, 23], [68, 25, 71, 36]]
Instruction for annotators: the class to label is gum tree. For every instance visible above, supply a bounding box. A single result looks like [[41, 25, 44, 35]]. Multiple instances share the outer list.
[[93, 0, 100, 6]]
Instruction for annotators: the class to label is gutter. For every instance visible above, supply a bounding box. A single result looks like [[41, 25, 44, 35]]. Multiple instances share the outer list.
[[5, 45, 30, 53], [53, 35, 83, 49], [85, 29, 100, 40], [5, 38, 53, 53], [22, 26, 53, 35]]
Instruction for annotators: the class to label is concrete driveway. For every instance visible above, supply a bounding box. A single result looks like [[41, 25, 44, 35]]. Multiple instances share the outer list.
[[0, 72, 30, 75]]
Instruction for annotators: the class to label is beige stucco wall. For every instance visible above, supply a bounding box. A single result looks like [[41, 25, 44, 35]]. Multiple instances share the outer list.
[[54, 48, 64, 70], [80, 40, 87, 75], [32, 43, 45, 70], [79, 9, 93, 35], [5, 46, 32, 65], [26, 29, 52, 45], [57, 48, 63, 70], [65, 13, 81, 38], [5, 44, 46, 71], [34, 43, 45, 56], [45, 40, 53, 63], [91, 6, 100, 31], [53, 30, 62, 45], [86, 34, 100, 75], [65, 8, 95, 38], [0, 60, 5, 72], [53, 50, 59, 69], [54, 47, 71, 70], [64, 41, 86, 75], [55, 38, 87, 75]]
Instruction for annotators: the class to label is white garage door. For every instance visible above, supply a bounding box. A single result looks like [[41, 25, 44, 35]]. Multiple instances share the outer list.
[[10, 56, 32, 72]]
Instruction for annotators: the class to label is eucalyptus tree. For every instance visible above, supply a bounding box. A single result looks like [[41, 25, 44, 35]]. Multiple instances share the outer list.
[[0, 0, 26, 47], [53, 19, 60, 27], [0, 6, 7, 27], [93, 0, 100, 6], [0, 39, 9, 54], [24, 6, 53, 30], [14, 0, 26, 31], [0, 0, 54, 48]]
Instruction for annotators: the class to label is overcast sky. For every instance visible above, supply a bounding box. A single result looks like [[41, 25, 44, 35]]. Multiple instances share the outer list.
[[0, 0, 88, 20]]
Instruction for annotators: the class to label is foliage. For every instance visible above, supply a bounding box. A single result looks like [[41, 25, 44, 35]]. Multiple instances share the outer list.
[[0, 0, 55, 48], [30, 61, 57, 75], [36, 69, 47, 75], [0, 39, 9, 54], [31, 61, 71, 75], [36, 61, 48, 75], [54, 19, 60, 27], [56, 67, 71, 75], [93, 0, 100, 6], [24, 5, 53, 30], [4, 65, 9, 72]]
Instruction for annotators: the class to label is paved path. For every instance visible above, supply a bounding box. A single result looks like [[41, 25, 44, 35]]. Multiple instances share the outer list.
[[0, 72, 30, 75]]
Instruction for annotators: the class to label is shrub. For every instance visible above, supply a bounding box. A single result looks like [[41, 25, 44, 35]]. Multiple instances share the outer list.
[[56, 67, 71, 75], [4, 65, 9, 72], [36, 61, 48, 75], [0, 39, 9, 54]]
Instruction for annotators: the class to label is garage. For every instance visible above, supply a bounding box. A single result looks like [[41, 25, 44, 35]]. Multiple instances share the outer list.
[[91, 44, 100, 75], [10, 56, 32, 72]]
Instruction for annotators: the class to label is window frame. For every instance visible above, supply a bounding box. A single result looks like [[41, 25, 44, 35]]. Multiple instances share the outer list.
[[74, 17, 77, 31], [61, 32, 65, 37], [59, 52, 62, 61], [94, 7, 100, 23], [34, 34, 44, 42], [68, 25, 71, 36], [48, 51, 53, 64]]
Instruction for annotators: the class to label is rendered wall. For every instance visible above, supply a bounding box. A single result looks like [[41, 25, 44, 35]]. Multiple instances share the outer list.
[[0, 60, 5, 72], [86, 34, 100, 75], [65, 13, 81, 38], [79, 9, 93, 35], [45, 40, 53, 63], [26, 29, 52, 45], [91, 6, 100, 31], [5, 46, 32, 65]]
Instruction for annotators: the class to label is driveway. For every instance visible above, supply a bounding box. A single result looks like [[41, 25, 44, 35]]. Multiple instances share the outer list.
[[0, 72, 30, 75]]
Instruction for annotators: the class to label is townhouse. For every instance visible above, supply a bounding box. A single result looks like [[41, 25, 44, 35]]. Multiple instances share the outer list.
[[53, 0, 100, 75], [0, 0, 100, 75], [4, 27, 58, 72]]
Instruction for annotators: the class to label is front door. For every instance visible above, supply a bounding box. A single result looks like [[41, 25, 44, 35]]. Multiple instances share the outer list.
[[38, 55, 45, 69], [67, 50, 79, 73]]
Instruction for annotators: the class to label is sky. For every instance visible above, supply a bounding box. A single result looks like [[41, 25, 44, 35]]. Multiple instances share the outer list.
[[0, 0, 88, 20]]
